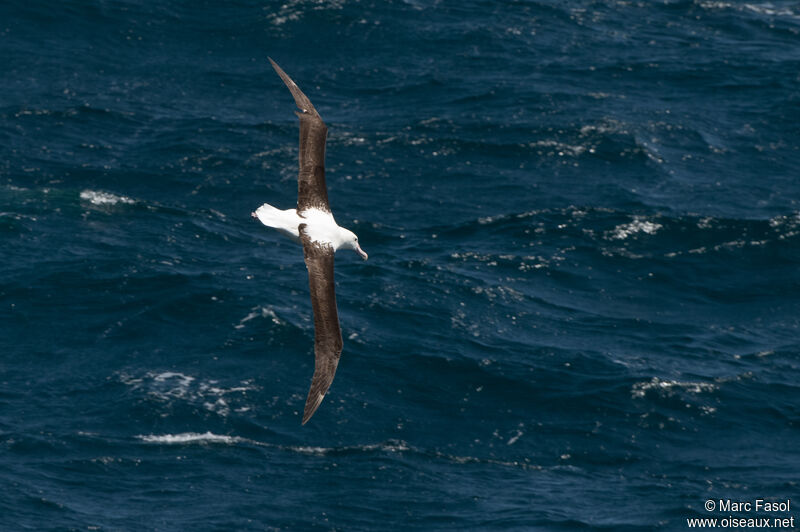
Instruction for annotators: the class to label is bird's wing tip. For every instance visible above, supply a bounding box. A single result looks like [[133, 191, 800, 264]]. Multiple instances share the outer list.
[[268, 57, 321, 118], [301, 391, 326, 425], [268, 57, 288, 79]]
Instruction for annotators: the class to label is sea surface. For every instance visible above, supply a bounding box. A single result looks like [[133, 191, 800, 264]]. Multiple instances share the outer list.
[[1, 1, 799, 530]]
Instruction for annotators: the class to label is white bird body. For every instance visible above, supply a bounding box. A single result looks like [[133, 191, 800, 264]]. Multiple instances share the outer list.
[[254, 204, 364, 255]]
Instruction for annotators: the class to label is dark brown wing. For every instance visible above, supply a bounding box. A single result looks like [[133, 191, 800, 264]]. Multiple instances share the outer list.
[[299, 224, 343, 424], [268, 58, 331, 213]]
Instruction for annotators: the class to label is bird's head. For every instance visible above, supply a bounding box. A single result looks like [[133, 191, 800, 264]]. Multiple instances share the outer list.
[[341, 228, 368, 260]]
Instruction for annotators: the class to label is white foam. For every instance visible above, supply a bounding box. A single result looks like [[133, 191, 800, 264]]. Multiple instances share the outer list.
[[289, 440, 410, 456], [235, 306, 282, 329], [478, 213, 507, 225], [507, 429, 523, 445], [528, 139, 586, 157], [267, 0, 345, 26], [154, 371, 193, 382], [150, 372, 195, 399], [743, 3, 797, 17], [80, 189, 135, 206], [119, 371, 257, 417], [609, 217, 662, 240], [631, 377, 717, 398], [431, 450, 542, 471], [700, 1, 798, 17], [699, 2, 733, 10], [137, 432, 241, 445]]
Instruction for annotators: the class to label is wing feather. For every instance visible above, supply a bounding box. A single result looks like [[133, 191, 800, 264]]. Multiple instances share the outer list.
[[269, 58, 331, 213], [299, 224, 343, 424]]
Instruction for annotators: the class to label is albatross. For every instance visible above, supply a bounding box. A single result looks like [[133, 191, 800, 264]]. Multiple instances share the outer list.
[[253, 58, 368, 425]]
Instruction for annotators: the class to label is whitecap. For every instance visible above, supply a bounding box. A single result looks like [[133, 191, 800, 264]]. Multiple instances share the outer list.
[[266, 0, 345, 26], [79, 189, 135, 206], [507, 429, 523, 445], [631, 377, 717, 398], [137, 432, 240, 445], [528, 139, 587, 157], [701, 1, 799, 18], [118, 371, 258, 417], [235, 306, 282, 329], [478, 213, 507, 225], [288, 440, 410, 456], [149, 372, 195, 399], [699, 1, 733, 10], [743, 3, 797, 17], [609, 216, 662, 240]]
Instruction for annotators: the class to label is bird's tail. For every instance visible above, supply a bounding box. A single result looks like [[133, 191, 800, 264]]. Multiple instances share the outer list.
[[252, 203, 281, 227]]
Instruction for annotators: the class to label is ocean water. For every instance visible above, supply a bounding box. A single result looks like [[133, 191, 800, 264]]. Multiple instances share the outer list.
[[2, 0, 799, 530]]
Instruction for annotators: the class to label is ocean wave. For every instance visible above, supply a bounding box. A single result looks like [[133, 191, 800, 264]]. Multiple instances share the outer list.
[[607, 216, 663, 240], [265, 0, 346, 27], [448, 207, 800, 257], [235, 305, 283, 330], [9, 104, 135, 120], [79, 190, 136, 206], [131, 433, 546, 474], [743, 3, 799, 18], [370, 122, 649, 164], [699, 1, 800, 18], [631, 377, 717, 399], [137, 432, 242, 445], [284, 439, 545, 472], [138, 435, 408, 456], [288, 439, 411, 456], [119, 371, 258, 417], [0, 211, 35, 233]]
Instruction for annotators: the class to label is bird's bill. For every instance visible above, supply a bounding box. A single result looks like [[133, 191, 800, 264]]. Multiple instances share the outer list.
[[356, 245, 368, 260]]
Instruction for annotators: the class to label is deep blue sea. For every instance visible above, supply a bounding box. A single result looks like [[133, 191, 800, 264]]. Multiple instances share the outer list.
[[2, 1, 800, 530]]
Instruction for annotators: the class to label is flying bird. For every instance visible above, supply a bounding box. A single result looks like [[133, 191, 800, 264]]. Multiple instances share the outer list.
[[253, 58, 368, 425]]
